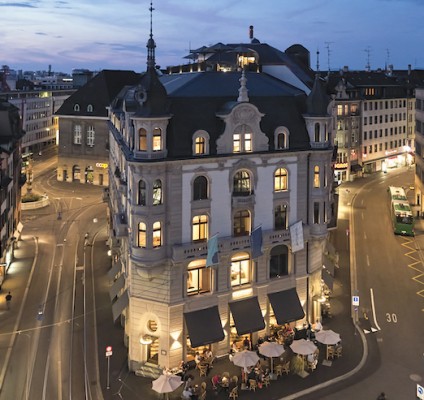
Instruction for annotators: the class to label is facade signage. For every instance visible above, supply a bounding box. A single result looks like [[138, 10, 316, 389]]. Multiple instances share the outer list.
[[352, 296, 359, 306], [96, 163, 108, 169], [417, 384, 424, 399], [334, 163, 348, 170]]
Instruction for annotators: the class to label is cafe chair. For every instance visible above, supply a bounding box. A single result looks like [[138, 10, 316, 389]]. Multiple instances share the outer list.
[[335, 346, 343, 358], [199, 364, 208, 377], [249, 379, 257, 391], [200, 382, 207, 392], [231, 375, 238, 385], [263, 375, 271, 388], [327, 346, 335, 360], [229, 386, 239, 399], [199, 391, 207, 400]]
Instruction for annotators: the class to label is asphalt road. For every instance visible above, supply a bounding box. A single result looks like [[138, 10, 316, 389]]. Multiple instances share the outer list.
[[320, 167, 424, 400]]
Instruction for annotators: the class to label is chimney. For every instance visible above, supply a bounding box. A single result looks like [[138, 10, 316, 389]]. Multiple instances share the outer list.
[[408, 64, 412, 75], [249, 25, 254, 40]]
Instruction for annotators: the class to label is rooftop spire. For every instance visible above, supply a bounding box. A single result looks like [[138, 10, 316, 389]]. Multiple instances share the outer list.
[[237, 69, 249, 102], [146, 1, 156, 70]]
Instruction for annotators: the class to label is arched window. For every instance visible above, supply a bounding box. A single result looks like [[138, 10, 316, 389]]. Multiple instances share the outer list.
[[138, 222, 147, 248], [187, 259, 211, 295], [153, 127, 162, 151], [138, 179, 147, 205], [269, 245, 289, 278], [233, 170, 252, 196], [275, 127, 289, 150], [153, 221, 162, 247], [139, 128, 147, 151], [274, 204, 288, 230], [153, 179, 162, 205], [231, 252, 251, 286], [233, 210, 251, 236], [195, 136, 206, 155], [274, 168, 288, 192], [314, 166, 320, 188], [87, 104, 93, 112], [192, 215, 208, 242], [193, 176, 208, 200], [314, 123, 320, 142], [73, 104, 80, 112]]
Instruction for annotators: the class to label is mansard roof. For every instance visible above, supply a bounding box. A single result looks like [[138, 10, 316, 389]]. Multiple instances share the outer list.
[[56, 69, 141, 117]]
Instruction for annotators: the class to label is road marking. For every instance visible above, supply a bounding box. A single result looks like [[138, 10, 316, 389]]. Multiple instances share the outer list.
[[366, 254, 370, 267], [364, 232, 367, 240], [370, 288, 381, 331]]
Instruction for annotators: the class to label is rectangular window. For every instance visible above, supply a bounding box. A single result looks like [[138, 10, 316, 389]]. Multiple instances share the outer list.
[[233, 134, 241, 153], [187, 266, 211, 295], [231, 256, 250, 286], [192, 215, 208, 242], [87, 126, 95, 147], [337, 105, 343, 115], [313, 202, 320, 224], [244, 133, 252, 152], [73, 125, 82, 144]]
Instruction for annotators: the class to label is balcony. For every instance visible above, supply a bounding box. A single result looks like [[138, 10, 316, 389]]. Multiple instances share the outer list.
[[231, 194, 255, 208], [112, 212, 128, 237]]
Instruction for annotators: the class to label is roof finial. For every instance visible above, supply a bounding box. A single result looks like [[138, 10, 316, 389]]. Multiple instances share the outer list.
[[146, 1, 156, 70], [237, 68, 249, 102]]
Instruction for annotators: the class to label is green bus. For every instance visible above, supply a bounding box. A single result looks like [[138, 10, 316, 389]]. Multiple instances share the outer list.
[[388, 186, 414, 236]]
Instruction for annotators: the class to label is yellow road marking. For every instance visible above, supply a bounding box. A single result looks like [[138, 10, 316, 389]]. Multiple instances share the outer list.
[[401, 237, 424, 308]]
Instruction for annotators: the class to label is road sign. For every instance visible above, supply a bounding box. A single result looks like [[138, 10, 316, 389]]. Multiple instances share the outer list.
[[106, 345, 113, 357], [417, 383, 424, 399], [352, 296, 359, 307]]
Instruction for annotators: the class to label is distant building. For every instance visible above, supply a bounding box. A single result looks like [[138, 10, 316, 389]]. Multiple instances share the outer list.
[[0, 97, 25, 283], [55, 70, 141, 186], [107, 20, 337, 373], [414, 87, 424, 215]]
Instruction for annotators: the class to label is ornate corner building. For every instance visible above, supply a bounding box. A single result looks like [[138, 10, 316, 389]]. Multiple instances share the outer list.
[[107, 22, 337, 372]]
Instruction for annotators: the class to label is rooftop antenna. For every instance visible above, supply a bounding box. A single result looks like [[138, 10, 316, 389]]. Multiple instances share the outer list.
[[364, 46, 371, 71], [324, 42, 333, 73], [316, 48, 320, 72], [146, 1, 156, 69], [385, 48, 391, 71]]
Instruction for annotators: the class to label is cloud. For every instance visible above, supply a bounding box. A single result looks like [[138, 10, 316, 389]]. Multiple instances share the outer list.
[[0, 2, 37, 7], [35, 32, 47, 36]]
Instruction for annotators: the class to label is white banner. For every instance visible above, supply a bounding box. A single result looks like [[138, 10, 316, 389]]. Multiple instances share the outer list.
[[290, 221, 304, 253]]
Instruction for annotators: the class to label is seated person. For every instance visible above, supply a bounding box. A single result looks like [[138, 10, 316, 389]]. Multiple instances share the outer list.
[[221, 375, 230, 389], [194, 352, 203, 366], [211, 374, 221, 389], [204, 348, 213, 360], [182, 387, 193, 399], [314, 318, 323, 332]]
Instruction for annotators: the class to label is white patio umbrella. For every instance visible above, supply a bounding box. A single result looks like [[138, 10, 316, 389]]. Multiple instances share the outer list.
[[290, 339, 317, 355], [315, 329, 341, 345], [258, 341, 285, 374], [152, 373, 183, 399], [232, 349, 260, 368]]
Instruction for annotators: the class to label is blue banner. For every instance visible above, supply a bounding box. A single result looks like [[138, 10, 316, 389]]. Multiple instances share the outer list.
[[251, 226, 263, 259], [206, 234, 219, 267]]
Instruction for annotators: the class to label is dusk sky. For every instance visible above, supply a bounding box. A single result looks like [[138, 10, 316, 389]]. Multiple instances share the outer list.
[[1, 0, 423, 74]]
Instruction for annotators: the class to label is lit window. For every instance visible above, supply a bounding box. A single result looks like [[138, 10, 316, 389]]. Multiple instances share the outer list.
[[193, 176, 208, 200], [153, 127, 162, 151], [244, 133, 252, 152], [153, 179, 162, 205], [138, 222, 146, 248], [314, 166, 320, 188], [192, 215, 208, 242], [274, 204, 288, 230], [195, 137, 205, 155], [153, 221, 162, 247], [274, 168, 288, 192], [73, 125, 82, 144], [187, 260, 211, 295], [233, 210, 251, 236], [86, 126, 95, 147], [138, 179, 146, 206], [337, 105, 343, 116], [233, 170, 252, 196], [231, 252, 251, 286], [233, 134, 241, 153], [139, 128, 147, 151]]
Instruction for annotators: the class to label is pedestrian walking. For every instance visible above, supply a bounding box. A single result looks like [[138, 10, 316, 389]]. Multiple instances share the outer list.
[[377, 392, 387, 400], [5, 292, 12, 310]]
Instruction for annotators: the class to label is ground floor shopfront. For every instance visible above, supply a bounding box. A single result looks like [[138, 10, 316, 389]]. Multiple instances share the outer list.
[[115, 269, 330, 372], [57, 155, 109, 186]]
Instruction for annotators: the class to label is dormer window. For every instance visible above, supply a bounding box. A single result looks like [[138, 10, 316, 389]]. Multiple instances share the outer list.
[[275, 127, 289, 150], [87, 104, 93, 112], [233, 125, 253, 153], [74, 104, 80, 112], [192, 130, 210, 155]]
